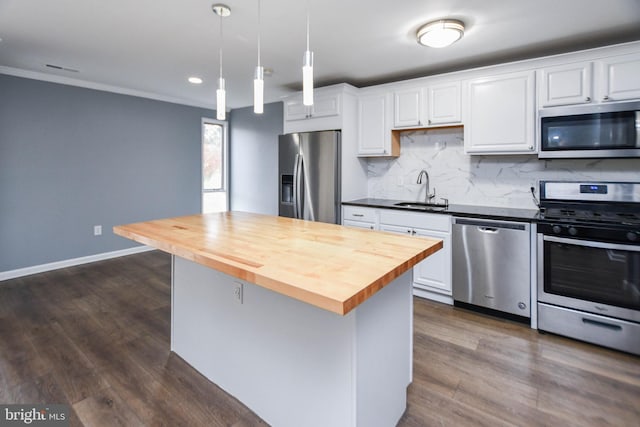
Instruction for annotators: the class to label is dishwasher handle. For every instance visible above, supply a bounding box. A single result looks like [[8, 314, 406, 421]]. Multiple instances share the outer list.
[[478, 226, 499, 233], [453, 217, 527, 231]]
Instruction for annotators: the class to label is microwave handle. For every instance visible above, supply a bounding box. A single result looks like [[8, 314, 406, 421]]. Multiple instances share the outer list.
[[543, 235, 640, 252]]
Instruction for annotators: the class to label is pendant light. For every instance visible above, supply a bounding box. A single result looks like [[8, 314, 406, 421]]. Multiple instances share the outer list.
[[212, 4, 231, 120], [302, 0, 313, 106], [254, 0, 264, 114]]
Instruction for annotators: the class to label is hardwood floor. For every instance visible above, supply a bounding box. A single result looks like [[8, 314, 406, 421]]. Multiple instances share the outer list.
[[1, 251, 638, 426]]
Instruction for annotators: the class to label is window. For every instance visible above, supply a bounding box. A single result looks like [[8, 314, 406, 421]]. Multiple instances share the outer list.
[[202, 119, 228, 213]]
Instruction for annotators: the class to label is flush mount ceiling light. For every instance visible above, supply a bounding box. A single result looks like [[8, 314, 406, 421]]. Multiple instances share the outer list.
[[417, 19, 464, 48], [188, 76, 203, 84]]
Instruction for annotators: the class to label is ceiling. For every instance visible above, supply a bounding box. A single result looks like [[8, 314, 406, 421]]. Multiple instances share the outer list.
[[1, 0, 640, 110]]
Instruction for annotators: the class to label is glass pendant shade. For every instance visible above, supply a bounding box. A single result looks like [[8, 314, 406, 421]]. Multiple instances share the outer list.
[[254, 66, 264, 114], [302, 50, 314, 106], [217, 77, 226, 120]]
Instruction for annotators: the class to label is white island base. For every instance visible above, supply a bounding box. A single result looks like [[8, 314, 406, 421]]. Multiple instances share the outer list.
[[171, 256, 413, 427]]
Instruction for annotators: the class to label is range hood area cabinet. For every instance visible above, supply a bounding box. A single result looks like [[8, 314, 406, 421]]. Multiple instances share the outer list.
[[463, 70, 536, 155], [538, 52, 640, 108], [393, 81, 462, 128]]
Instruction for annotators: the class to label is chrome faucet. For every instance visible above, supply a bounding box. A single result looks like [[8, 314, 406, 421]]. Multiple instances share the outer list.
[[416, 169, 436, 204]]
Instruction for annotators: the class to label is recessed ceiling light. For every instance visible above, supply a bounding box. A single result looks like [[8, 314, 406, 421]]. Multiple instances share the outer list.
[[188, 77, 203, 84], [417, 19, 465, 48]]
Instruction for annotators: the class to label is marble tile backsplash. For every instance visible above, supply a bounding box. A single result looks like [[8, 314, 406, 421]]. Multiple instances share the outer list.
[[366, 128, 640, 209]]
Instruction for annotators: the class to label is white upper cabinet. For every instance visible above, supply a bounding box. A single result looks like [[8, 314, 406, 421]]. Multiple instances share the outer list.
[[393, 88, 422, 127], [427, 81, 461, 125], [283, 86, 349, 134], [539, 53, 640, 108], [600, 52, 640, 101], [357, 92, 399, 157], [392, 81, 461, 128], [464, 70, 536, 154], [539, 62, 593, 107], [284, 90, 341, 121]]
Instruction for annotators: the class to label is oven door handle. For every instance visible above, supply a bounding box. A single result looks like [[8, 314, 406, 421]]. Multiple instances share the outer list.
[[543, 235, 640, 252]]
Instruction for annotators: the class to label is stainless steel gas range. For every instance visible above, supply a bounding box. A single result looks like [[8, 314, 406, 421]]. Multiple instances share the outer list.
[[536, 181, 640, 355]]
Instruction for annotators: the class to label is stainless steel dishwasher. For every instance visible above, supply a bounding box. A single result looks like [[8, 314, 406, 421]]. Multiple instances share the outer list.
[[452, 217, 530, 318]]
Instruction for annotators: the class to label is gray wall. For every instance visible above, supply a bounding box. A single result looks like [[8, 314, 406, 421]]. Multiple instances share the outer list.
[[0, 74, 214, 272], [229, 102, 282, 215]]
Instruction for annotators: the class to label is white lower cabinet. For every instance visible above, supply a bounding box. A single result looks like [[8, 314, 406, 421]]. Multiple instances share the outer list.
[[342, 206, 378, 230], [379, 209, 452, 304], [342, 206, 453, 303], [343, 219, 375, 230]]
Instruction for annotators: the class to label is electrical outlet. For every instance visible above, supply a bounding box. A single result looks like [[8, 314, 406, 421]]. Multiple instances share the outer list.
[[234, 282, 243, 304], [93, 225, 102, 236]]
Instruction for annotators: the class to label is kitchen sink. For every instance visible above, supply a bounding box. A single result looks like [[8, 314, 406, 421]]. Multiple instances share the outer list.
[[393, 201, 448, 211]]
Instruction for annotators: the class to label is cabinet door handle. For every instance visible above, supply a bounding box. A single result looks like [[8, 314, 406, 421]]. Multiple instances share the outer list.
[[528, 145, 534, 150], [428, 119, 432, 125], [585, 96, 591, 102], [603, 95, 610, 101], [352, 213, 364, 217]]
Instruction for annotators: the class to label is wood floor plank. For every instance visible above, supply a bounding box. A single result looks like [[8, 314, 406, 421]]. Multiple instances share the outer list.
[[73, 387, 145, 427], [405, 383, 516, 427], [1, 251, 638, 427], [540, 337, 640, 387], [6, 373, 84, 427]]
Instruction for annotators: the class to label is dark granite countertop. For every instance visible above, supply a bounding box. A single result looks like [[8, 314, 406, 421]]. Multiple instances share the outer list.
[[343, 198, 540, 222]]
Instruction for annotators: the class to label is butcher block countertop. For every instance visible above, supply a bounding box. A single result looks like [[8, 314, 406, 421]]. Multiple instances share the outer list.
[[113, 212, 442, 315]]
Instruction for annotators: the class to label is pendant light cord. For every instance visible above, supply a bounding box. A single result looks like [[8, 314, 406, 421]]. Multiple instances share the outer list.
[[257, 0, 261, 66], [219, 15, 223, 78], [305, 0, 310, 51]]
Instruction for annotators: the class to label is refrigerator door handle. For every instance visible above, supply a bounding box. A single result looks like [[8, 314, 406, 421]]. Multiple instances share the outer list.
[[293, 154, 302, 219], [300, 154, 316, 221]]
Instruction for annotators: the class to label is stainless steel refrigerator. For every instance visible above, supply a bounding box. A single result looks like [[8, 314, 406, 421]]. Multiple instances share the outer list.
[[278, 131, 341, 224]]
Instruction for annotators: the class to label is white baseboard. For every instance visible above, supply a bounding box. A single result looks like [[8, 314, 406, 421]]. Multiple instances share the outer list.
[[0, 246, 154, 282], [413, 287, 454, 305]]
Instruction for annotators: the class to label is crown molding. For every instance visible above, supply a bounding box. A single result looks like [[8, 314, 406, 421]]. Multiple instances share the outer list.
[[0, 65, 217, 110]]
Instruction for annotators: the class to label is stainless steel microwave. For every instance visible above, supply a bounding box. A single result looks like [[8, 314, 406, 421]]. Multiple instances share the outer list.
[[539, 101, 640, 159]]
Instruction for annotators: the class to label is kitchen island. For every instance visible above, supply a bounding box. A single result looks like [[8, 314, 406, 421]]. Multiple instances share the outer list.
[[114, 212, 442, 427]]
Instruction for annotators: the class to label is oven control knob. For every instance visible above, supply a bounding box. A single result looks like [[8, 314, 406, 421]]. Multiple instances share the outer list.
[[552, 225, 562, 234], [627, 232, 638, 242], [568, 227, 578, 236]]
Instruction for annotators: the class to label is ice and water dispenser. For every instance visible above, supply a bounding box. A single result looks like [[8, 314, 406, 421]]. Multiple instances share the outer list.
[[281, 175, 293, 204]]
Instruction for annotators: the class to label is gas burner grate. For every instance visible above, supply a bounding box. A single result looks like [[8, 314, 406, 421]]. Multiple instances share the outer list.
[[617, 212, 639, 219]]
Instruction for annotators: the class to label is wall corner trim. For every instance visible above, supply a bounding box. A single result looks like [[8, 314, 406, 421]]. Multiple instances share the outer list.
[[0, 245, 154, 282]]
